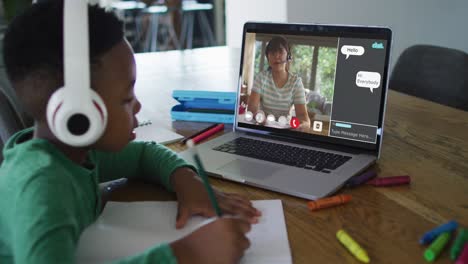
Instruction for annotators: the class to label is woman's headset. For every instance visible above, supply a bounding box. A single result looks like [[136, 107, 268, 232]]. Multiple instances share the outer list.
[[46, 0, 107, 147]]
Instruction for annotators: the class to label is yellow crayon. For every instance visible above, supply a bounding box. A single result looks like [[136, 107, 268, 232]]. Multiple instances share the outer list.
[[336, 229, 370, 263]]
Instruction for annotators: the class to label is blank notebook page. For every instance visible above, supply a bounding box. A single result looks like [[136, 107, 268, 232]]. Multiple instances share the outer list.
[[134, 122, 183, 145], [76, 200, 291, 264]]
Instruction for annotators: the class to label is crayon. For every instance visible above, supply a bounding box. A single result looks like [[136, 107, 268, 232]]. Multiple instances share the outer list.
[[181, 123, 219, 144], [455, 244, 468, 264], [336, 229, 370, 263], [307, 194, 352, 211], [451, 229, 468, 260], [420, 220, 458, 245], [424, 232, 451, 262], [346, 170, 377, 188], [190, 123, 225, 144], [366, 175, 410, 187]]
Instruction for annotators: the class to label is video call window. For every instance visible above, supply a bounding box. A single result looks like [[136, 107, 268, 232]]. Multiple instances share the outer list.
[[238, 32, 387, 144], [238, 33, 338, 137]]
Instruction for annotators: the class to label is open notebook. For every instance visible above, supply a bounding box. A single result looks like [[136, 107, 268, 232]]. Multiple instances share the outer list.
[[134, 120, 183, 145], [76, 200, 291, 264]]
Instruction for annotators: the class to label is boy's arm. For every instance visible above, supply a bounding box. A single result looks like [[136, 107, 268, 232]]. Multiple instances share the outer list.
[[94, 141, 195, 191], [13, 171, 83, 264], [13, 168, 180, 263]]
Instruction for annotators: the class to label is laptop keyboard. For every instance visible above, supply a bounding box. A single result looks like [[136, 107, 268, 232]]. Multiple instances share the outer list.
[[212, 137, 352, 173]]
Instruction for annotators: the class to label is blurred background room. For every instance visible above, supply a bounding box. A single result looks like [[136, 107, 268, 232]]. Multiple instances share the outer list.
[[98, 0, 223, 53]]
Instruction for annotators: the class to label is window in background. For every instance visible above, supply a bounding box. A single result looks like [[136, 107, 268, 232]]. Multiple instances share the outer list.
[[106, 0, 224, 53], [315, 47, 337, 102]]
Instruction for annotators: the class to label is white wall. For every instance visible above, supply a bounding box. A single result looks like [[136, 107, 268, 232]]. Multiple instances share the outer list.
[[226, 0, 468, 70], [287, 0, 468, 69], [226, 0, 287, 48]]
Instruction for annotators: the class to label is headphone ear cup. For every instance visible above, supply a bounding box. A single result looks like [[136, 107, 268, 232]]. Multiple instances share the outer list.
[[46, 87, 66, 137], [46, 87, 108, 146], [89, 89, 108, 129]]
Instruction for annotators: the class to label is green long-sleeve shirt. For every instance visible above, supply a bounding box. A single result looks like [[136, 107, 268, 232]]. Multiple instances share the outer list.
[[0, 128, 192, 263]]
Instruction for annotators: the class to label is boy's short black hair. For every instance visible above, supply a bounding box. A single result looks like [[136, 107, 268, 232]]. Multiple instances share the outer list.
[[2, 0, 124, 120]]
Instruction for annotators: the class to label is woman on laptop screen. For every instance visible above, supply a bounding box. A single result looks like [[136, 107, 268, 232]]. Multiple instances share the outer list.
[[246, 36, 310, 130]]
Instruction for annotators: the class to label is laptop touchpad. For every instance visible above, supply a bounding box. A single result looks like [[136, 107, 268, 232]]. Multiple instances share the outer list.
[[217, 159, 277, 180]]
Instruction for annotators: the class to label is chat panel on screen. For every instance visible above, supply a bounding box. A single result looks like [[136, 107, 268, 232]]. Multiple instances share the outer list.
[[329, 38, 388, 144]]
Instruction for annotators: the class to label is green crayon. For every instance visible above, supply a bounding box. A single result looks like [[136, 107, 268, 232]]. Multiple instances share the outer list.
[[450, 228, 468, 260], [424, 232, 451, 262]]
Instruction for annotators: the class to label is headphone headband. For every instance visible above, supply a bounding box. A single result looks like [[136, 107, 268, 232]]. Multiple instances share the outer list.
[[64, 0, 90, 98]]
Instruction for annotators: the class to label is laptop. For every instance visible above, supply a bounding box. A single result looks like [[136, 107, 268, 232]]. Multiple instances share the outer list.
[[180, 22, 392, 200]]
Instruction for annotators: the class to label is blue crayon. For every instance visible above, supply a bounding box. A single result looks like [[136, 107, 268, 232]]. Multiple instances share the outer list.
[[346, 170, 377, 188], [419, 220, 458, 245]]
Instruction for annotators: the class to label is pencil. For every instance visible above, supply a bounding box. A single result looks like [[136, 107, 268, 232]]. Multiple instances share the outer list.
[[186, 139, 223, 216]]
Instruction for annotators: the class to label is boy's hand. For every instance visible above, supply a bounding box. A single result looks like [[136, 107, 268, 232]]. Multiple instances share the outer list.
[[170, 168, 262, 229], [170, 217, 251, 264]]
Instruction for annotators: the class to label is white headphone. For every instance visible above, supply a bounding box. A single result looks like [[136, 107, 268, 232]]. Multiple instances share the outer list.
[[46, 0, 108, 147]]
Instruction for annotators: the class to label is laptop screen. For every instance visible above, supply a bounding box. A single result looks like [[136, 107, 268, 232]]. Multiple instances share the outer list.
[[236, 22, 392, 152]]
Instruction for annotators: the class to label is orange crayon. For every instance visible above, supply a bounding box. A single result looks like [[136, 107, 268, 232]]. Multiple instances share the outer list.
[[307, 194, 352, 211]]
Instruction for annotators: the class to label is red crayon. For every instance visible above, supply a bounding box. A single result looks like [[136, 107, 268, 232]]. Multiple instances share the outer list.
[[456, 244, 468, 264], [181, 123, 219, 144], [366, 175, 411, 187], [191, 123, 225, 144]]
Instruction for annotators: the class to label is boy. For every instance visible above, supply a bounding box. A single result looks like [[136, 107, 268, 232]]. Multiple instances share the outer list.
[[0, 2, 260, 263]]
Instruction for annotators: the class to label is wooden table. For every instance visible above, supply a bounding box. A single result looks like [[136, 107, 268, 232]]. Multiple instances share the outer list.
[[112, 46, 468, 263]]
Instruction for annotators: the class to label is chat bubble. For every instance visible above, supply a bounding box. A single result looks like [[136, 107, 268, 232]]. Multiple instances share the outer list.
[[356, 71, 381, 93], [341, 45, 365, 59]]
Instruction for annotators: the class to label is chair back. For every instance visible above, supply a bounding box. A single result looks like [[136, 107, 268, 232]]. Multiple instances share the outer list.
[[0, 87, 26, 163], [390, 45, 468, 111]]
